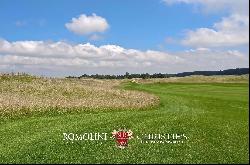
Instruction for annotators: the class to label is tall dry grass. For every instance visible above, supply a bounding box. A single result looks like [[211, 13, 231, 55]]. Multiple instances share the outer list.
[[0, 75, 159, 116]]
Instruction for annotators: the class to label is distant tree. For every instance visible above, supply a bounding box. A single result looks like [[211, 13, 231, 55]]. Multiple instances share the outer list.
[[125, 72, 130, 79], [66, 68, 249, 79]]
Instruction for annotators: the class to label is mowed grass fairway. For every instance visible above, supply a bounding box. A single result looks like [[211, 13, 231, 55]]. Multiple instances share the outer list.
[[0, 76, 249, 163]]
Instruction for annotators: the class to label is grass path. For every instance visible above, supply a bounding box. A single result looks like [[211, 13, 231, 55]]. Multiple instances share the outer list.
[[0, 82, 248, 163]]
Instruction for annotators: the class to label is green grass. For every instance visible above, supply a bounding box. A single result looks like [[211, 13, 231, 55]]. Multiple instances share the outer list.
[[0, 82, 249, 164]]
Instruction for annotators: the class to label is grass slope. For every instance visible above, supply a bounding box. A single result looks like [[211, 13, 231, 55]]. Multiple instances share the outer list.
[[0, 81, 249, 163]]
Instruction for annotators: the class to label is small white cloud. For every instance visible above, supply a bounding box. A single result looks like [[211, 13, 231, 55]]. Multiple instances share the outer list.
[[195, 47, 210, 51], [15, 21, 27, 27], [65, 13, 109, 35]]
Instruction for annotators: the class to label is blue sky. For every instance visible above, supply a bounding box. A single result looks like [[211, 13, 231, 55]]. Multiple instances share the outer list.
[[0, 0, 224, 50], [0, 0, 249, 76]]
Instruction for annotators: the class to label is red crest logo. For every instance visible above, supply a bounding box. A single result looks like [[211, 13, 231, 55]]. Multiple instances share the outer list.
[[112, 128, 133, 149]]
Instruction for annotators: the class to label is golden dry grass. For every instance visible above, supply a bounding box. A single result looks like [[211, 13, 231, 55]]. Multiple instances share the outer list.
[[0, 75, 159, 115]]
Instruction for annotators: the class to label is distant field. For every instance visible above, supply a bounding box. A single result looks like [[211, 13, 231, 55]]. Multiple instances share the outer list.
[[135, 74, 249, 84], [0, 75, 249, 163]]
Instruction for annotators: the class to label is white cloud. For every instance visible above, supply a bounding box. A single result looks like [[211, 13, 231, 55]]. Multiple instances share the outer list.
[[0, 39, 248, 76], [15, 20, 27, 27], [182, 14, 249, 47], [163, 0, 249, 14], [163, 0, 249, 48], [65, 13, 109, 35]]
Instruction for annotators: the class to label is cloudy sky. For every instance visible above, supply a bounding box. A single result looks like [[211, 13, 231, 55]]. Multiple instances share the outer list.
[[0, 0, 249, 77]]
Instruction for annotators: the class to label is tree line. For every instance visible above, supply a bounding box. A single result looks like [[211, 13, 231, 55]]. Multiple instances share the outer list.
[[66, 68, 249, 79]]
